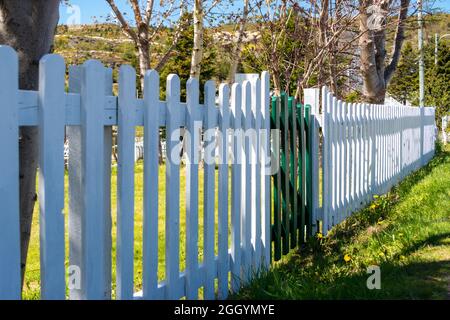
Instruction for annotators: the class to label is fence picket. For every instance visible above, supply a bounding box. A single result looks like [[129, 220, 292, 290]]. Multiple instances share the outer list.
[[165, 75, 182, 299], [80, 60, 106, 299], [117, 65, 137, 300], [230, 83, 242, 292], [218, 83, 230, 299], [0, 46, 21, 300], [185, 78, 201, 300], [143, 70, 161, 299], [203, 80, 217, 299], [103, 68, 113, 299], [38, 54, 66, 300], [322, 88, 330, 233], [241, 81, 253, 283], [251, 78, 262, 269]]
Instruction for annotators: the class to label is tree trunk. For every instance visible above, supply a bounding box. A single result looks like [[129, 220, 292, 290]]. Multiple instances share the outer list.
[[358, 1, 387, 104], [190, 0, 204, 79], [228, 0, 250, 84], [137, 41, 150, 93], [359, 0, 409, 104], [0, 0, 60, 287]]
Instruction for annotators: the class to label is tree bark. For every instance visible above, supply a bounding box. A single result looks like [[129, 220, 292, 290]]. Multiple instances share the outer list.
[[228, 0, 250, 84], [190, 0, 204, 79], [359, 0, 410, 104], [137, 40, 151, 91], [0, 0, 60, 286]]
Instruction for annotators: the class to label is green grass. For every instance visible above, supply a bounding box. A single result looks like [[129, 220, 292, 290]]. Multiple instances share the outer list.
[[23, 161, 227, 300], [235, 144, 450, 300]]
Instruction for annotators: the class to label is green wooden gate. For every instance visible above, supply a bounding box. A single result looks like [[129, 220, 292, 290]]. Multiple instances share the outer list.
[[270, 93, 313, 261]]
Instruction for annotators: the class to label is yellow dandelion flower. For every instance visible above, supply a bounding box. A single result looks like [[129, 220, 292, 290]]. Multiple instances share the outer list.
[[373, 195, 379, 199], [370, 204, 377, 210], [317, 233, 323, 239], [344, 254, 351, 262]]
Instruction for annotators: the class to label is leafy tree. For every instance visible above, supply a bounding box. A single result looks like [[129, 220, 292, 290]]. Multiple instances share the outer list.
[[387, 42, 419, 104], [388, 40, 450, 130], [425, 41, 450, 129], [159, 13, 217, 102]]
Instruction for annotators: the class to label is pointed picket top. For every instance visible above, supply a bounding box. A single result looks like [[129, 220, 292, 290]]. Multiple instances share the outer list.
[[117, 63, 137, 300], [143, 69, 161, 299], [165, 73, 181, 299]]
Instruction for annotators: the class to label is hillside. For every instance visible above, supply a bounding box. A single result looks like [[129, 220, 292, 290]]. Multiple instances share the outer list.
[[53, 13, 450, 85]]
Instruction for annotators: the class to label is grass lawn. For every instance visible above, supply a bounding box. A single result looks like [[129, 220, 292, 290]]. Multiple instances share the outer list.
[[235, 144, 450, 299], [23, 161, 226, 300]]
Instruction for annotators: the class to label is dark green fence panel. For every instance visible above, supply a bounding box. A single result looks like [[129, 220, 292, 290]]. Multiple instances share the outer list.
[[270, 93, 312, 261], [270, 96, 282, 261]]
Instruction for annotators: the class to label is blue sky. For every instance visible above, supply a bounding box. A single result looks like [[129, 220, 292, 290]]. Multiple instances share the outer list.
[[59, 0, 450, 25]]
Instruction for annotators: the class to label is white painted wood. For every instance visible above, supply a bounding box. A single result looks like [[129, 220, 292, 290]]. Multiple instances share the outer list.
[[0, 46, 21, 300], [260, 72, 271, 268], [330, 96, 337, 226], [38, 54, 66, 300], [350, 103, 357, 214], [117, 65, 137, 300], [143, 70, 161, 300], [363, 104, 370, 204], [241, 81, 253, 281], [250, 78, 262, 270], [315, 88, 437, 233], [203, 80, 217, 299], [342, 102, 349, 219], [165, 74, 182, 299], [185, 77, 201, 300], [80, 60, 106, 299], [336, 100, 344, 223], [230, 83, 242, 292], [321, 87, 330, 234], [345, 102, 352, 219], [218, 83, 230, 299], [369, 105, 376, 196], [355, 103, 362, 209]]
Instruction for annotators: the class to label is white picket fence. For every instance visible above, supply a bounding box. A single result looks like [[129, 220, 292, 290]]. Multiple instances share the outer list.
[[0, 45, 439, 300], [0, 46, 271, 300], [305, 87, 437, 234]]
